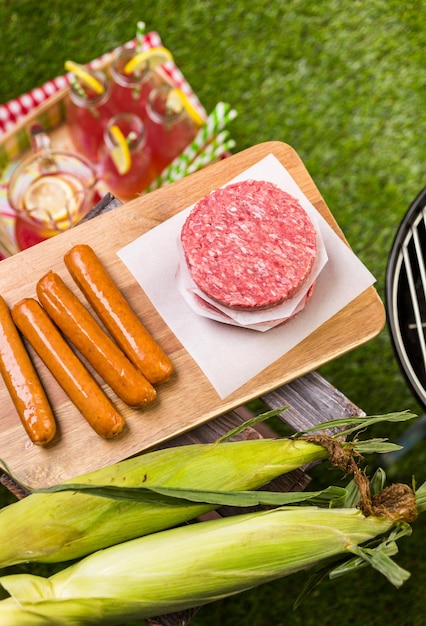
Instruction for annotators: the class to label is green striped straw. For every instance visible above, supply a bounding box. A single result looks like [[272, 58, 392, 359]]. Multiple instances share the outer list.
[[136, 21, 146, 52], [68, 73, 100, 119], [132, 21, 146, 100], [194, 102, 238, 150], [68, 73, 86, 99], [186, 135, 236, 175], [145, 102, 238, 191]]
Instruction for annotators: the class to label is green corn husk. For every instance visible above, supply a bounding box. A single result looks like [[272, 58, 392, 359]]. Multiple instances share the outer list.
[[0, 487, 419, 626], [0, 437, 329, 568]]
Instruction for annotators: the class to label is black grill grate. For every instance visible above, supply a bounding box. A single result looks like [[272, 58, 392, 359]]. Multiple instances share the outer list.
[[386, 187, 426, 409]]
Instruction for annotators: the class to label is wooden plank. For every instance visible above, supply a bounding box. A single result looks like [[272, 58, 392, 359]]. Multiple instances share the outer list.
[[0, 141, 385, 488], [261, 370, 366, 433]]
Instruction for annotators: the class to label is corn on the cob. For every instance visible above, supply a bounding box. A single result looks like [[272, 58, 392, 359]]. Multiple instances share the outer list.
[[0, 437, 328, 567], [0, 484, 418, 626]]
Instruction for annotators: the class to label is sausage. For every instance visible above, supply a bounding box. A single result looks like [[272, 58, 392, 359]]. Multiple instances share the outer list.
[[64, 244, 174, 385], [36, 271, 157, 408], [0, 295, 56, 445], [11, 298, 125, 439]]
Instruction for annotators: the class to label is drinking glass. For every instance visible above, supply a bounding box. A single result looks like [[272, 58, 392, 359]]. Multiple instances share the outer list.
[[65, 69, 116, 162], [98, 113, 154, 201], [109, 47, 158, 121], [144, 84, 199, 175]]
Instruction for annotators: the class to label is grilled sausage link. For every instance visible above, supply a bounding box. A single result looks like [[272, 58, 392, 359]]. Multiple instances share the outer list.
[[0, 295, 56, 445], [36, 271, 156, 408], [11, 298, 125, 439], [64, 244, 174, 385]]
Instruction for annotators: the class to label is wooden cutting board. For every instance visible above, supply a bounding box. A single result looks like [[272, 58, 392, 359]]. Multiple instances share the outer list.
[[0, 141, 385, 488]]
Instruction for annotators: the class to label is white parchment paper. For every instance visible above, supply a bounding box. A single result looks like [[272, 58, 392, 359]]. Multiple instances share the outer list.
[[118, 154, 375, 399]]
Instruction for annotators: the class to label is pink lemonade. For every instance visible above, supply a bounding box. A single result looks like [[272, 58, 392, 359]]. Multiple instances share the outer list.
[[109, 47, 158, 121], [8, 148, 97, 251], [144, 84, 199, 176], [14, 172, 97, 250], [98, 113, 155, 201], [66, 69, 116, 163]]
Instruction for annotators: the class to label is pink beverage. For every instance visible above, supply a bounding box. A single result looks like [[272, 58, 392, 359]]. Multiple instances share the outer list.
[[109, 47, 158, 121], [65, 69, 116, 162], [8, 147, 97, 251], [14, 174, 91, 250], [98, 113, 155, 201], [145, 84, 199, 175]]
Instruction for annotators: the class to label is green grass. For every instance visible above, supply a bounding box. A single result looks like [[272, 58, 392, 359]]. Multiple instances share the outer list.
[[1, 0, 426, 624]]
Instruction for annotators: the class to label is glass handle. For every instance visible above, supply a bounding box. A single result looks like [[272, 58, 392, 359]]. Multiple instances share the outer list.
[[29, 123, 56, 170], [29, 123, 51, 153]]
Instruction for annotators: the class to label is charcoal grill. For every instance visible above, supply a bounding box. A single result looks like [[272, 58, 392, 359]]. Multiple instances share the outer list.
[[386, 186, 426, 409]]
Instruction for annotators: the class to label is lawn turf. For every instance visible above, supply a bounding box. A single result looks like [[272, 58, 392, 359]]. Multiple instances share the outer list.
[[1, 1, 426, 624]]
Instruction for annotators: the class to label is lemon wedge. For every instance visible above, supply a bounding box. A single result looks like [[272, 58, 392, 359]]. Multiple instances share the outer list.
[[64, 60, 105, 94], [166, 88, 205, 127], [23, 175, 80, 227], [109, 125, 132, 175], [123, 46, 173, 75]]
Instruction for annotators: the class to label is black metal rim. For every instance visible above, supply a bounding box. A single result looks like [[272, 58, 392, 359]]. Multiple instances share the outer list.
[[385, 185, 426, 409]]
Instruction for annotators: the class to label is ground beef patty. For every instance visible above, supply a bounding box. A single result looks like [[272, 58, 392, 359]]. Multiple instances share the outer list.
[[180, 179, 317, 311]]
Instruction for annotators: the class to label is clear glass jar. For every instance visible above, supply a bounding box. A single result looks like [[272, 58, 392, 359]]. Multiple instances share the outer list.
[[144, 84, 199, 176], [109, 47, 158, 121], [98, 113, 154, 201], [66, 69, 116, 163]]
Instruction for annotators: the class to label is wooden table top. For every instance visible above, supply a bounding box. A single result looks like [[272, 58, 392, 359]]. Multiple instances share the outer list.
[[0, 141, 385, 487]]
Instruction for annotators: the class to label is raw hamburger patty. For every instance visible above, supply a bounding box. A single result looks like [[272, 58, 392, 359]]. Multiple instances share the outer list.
[[180, 179, 317, 310]]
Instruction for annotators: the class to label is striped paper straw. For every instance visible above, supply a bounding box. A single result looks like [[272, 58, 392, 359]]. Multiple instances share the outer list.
[[136, 21, 145, 52], [68, 74, 100, 118], [68, 73, 86, 99], [186, 137, 236, 175], [132, 21, 146, 99], [194, 102, 238, 149]]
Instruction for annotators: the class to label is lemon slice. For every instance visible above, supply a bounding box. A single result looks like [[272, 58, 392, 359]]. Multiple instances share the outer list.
[[166, 88, 205, 127], [64, 60, 104, 94], [23, 175, 79, 226], [123, 46, 173, 75], [110, 125, 132, 175]]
